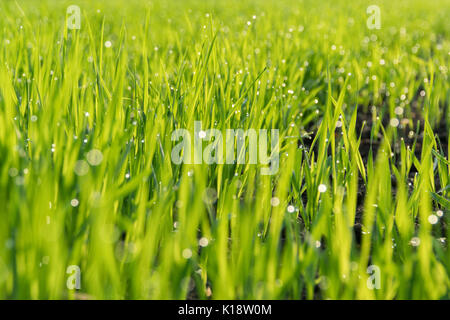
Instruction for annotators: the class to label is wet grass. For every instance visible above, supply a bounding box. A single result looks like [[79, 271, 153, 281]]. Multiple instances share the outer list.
[[0, 0, 448, 299]]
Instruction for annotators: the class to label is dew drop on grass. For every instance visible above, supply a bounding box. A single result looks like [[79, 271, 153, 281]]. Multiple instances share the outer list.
[[287, 205, 295, 213], [182, 248, 192, 259], [436, 210, 443, 217], [410, 237, 420, 247], [428, 215, 438, 224], [270, 197, 280, 207], [318, 184, 327, 193], [199, 237, 209, 247], [104, 41, 112, 48], [319, 276, 329, 290], [74, 160, 89, 176], [394, 107, 404, 115], [86, 149, 103, 166], [202, 188, 218, 205], [390, 118, 399, 127], [70, 199, 79, 207], [198, 130, 206, 139], [8, 168, 18, 177], [175, 200, 183, 208]]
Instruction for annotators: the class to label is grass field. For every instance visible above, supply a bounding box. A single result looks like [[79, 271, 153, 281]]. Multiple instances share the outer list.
[[0, 0, 448, 299]]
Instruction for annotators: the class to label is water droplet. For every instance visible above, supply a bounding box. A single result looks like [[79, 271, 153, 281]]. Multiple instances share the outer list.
[[410, 237, 420, 247], [394, 107, 404, 115], [70, 199, 79, 207], [199, 237, 209, 247], [390, 118, 399, 127], [74, 160, 89, 176], [175, 200, 183, 208], [270, 197, 280, 207], [428, 215, 438, 224], [8, 168, 18, 177], [86, 149, 103, 166], [182, 248, 192, 259], [202, 188, 218, 205]]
